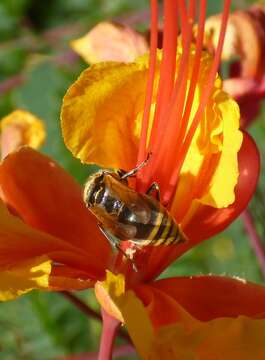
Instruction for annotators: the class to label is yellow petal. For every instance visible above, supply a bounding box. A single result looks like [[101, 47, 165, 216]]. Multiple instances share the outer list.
[[0, 110, 46, 158], [71, 22, 148, 64], [95, 270, 126, 323], [170, 54, 242, 222], [0, 256, 51, 301], [202, 90, 242, 206], [116, 289, 154, 359], [61, 56, 150, 170]]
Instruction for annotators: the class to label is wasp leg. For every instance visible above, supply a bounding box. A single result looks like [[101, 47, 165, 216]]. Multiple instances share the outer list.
[[98, 224, 138, 272], [117, 169, 127, 178], [120, 152, 152, 180], [146, 182, 160, 201], [98, 223, 116, 248]]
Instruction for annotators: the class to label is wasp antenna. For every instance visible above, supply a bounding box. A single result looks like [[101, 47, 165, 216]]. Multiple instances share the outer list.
[[98, 224, 138, 272]]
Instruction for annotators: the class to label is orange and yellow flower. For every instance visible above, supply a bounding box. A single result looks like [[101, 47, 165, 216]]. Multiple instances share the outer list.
[[1, 0, 265, 358]]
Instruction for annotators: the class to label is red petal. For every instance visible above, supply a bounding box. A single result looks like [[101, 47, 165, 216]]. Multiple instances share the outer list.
[[0, 147, 111, 265], [49, 265, 94, 290], [135, 276, 265, 326], [0, 197, 106, 279]]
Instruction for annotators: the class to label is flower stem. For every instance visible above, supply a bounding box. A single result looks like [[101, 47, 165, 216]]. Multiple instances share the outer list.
[[58, 344, 135, 360], [242, 209, 265, 279], [98, 308, 121, 360]]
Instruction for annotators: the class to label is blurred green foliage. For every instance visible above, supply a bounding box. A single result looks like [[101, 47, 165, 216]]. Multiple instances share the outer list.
[[0, 1, 264, 359]]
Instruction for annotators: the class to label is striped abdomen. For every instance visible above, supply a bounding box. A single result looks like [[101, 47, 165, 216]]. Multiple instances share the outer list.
[[130, 201, 185, 246]]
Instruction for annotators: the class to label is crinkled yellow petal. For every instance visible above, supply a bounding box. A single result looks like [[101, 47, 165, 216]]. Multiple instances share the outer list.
[[170, 56, 242, 221], [61, 56, 150, 171], [0, 110, 46, 158], [71, 22, 148, 64], [105, 284, 265, 360], [202, 91, 242, 206], [0, 256, 51, 301]]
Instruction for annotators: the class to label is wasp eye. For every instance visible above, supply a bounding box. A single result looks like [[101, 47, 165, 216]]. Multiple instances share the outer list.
[[84, 172, 105, 207], [94, 187, 105, 204]]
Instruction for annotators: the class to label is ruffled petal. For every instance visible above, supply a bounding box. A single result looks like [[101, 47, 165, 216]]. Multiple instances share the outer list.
[[0, 109, 46, 159], [0, 147, 110, 264], [0, 256, 51, 301], [183, 131, 260, 242], [61, 57, 150, 170], [71, 22, 148, 64], [170, 71, 242, 223]]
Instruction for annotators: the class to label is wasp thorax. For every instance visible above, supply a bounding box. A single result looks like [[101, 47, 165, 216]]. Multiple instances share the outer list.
[[83, 170, 106, 208]]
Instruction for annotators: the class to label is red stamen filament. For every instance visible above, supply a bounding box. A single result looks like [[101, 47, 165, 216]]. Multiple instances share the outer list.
[[164, 0, 231, 204], [136, 0, 158, 174], [150, 0, 179, 135], [160, 0, 206, 202], [137, 0, 179, 191], [143, 0, 193, 195], [152, 0, 194, 189], [137, 0, 231, 207], [172, 0, 207, 164]]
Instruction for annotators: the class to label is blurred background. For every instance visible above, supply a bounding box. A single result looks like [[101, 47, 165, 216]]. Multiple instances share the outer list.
[[0, 0, 264, 359]]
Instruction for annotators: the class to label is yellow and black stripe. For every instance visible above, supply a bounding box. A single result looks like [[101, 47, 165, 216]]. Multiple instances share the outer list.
[[132, 203, 186, 246]]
